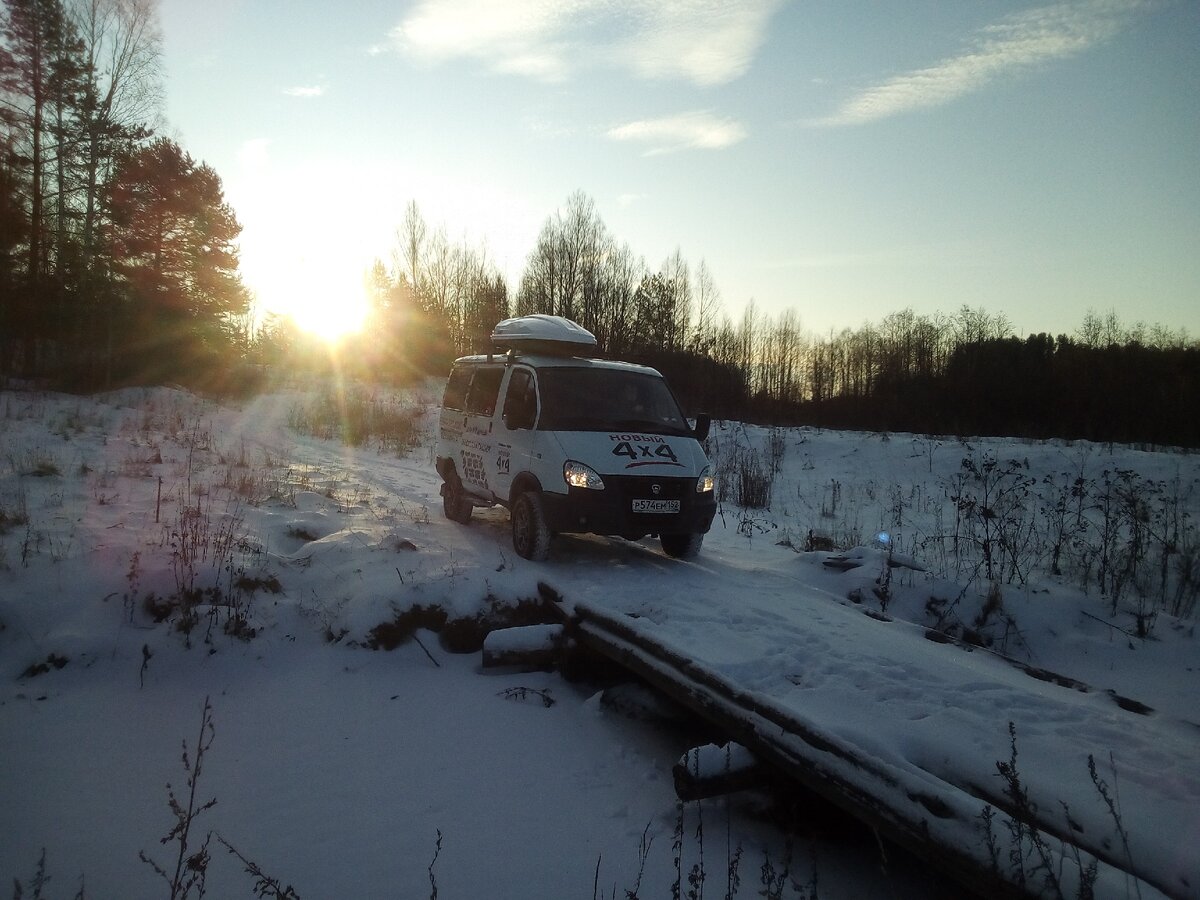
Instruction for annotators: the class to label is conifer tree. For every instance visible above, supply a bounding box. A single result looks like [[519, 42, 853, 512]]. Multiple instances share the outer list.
[[106, 136, 249, 381]]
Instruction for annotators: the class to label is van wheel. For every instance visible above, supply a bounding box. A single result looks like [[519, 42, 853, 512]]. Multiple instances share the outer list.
[[661, 532, 703, 559], [512, 491, 551, 561], [442, 477, 473, 524]]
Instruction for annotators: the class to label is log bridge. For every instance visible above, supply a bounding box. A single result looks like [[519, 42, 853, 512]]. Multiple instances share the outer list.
[[483, 591, 1184, 900]]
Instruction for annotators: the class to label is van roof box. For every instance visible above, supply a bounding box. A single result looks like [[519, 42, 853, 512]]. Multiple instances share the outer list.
[[491, 315, 598, 356]]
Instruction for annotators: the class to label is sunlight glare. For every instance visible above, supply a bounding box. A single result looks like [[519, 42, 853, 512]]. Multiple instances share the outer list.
[[265, 257, 370, 343]]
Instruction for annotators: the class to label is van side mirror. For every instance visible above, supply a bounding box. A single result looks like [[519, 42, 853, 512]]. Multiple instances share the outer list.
[[693, 414, 711, 442]]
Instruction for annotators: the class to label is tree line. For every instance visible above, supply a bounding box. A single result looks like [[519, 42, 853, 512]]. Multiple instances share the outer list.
[[335, 191, 1198, 448], [3, 0, 1196, 446], [1, 0, 250, 390]]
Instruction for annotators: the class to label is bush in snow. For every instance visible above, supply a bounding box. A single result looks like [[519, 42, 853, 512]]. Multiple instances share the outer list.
[[287, 384, 425, 455]]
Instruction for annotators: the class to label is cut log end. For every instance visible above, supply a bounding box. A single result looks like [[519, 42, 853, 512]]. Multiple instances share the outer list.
[[672, 742, 765, 801], [482, 623, 566, 670]]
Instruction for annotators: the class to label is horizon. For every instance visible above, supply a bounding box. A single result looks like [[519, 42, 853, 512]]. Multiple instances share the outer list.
[[157, 0, 1199, 342]]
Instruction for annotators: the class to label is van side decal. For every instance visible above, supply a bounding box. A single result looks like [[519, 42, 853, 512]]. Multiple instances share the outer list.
[[609, 433, 666, 443], [461, 450, 487, 486], [612, 440, 683, 468]]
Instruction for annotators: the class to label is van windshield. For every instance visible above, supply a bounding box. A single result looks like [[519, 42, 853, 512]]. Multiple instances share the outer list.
[[537, 368, 692, 435]]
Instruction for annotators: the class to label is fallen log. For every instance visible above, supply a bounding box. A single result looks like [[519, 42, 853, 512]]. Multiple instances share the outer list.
[[481, 623, 565, 670], [563, 600, 1170, 900], [673, 742, 765, 801]]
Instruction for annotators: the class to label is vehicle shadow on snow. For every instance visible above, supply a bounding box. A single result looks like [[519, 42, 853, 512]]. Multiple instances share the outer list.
[[465, 505, 713, 572]]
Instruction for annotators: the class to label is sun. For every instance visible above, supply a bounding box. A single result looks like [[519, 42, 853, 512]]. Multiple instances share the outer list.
[[259, 256, 371, 344], [284, 286, 369, 342]]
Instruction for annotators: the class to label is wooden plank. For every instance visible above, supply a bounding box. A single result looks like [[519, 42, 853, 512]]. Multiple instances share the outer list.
[[563, 601, 1165, 900]]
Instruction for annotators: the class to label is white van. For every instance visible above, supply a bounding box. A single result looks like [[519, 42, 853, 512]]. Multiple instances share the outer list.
[[435, 315, 716, 561]]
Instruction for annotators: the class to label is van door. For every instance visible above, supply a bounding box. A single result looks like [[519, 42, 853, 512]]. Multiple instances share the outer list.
[[493, 366, 537, 502], [458, 365, 505, 498]]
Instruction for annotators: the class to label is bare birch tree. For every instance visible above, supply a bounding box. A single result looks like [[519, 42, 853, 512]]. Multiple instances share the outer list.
[[70, 0, 161, 270], [395, 198, 426, 294], [692, 257, 720, 352]]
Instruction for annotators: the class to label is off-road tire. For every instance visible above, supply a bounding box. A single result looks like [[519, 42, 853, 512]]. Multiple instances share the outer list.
[[661, 532, 703, 559], [442, 476, 473, 524], [512, 491, 552, 561]]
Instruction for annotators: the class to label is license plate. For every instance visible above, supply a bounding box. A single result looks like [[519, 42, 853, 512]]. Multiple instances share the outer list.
[[632, 499, 680, 514]]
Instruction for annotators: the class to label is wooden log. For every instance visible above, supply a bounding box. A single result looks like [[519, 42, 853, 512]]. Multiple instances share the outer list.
[[481, 623, 565, 670], [672, 742, 765, 801], [564, 600, 1164, 900]]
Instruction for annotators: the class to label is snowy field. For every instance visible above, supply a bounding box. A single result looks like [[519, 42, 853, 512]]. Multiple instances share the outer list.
[[1, 379, 1197, 899]]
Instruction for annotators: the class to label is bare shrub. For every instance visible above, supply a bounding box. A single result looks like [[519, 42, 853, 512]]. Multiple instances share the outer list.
[[1082, 468, 1190, 635], [766, 427, 786, 474], [141, 697, 304, 899], [1169, 536, 1199, 619], [0, 482, 30, 534], [737, 450, 772, 510], [707, 424, 776, 510], [154, 483, 262, 646], [140, 697, 218, 899], [948, 451, 1036, 584], [10, 848, 86, 900], [977, 722, 1155, 900], [288, 385, 423, 454]]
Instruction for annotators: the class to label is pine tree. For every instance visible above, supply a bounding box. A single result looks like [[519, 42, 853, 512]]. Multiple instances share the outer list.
[[0, 0, 86, 371], [106, 136, 249, 382]]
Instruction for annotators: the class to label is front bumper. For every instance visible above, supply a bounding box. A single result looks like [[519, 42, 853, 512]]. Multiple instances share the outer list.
[[540, 474, 716, 536]]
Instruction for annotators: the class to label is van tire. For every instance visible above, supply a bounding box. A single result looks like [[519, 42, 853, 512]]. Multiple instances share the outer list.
[[442, 476, 473, 524], [512, 491, 552, 561], [661, 532, 703, 559]]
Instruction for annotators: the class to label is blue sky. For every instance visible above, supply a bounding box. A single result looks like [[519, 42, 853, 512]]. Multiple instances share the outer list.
[[157, 0, 1199, 340]]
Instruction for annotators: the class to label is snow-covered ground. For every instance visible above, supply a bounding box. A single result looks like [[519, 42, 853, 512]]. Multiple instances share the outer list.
[[1, 379, 1196, 898]]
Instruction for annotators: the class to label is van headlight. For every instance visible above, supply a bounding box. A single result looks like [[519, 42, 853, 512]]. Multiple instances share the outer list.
[[696, 466, 714, 493], [564, 460, 605, 490]]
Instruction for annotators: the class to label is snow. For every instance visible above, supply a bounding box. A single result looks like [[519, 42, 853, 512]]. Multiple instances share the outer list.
[[1, 381, 1197, 898]]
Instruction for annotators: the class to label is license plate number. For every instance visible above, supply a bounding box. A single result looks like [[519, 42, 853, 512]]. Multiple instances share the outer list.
[[632, 499, 680, 514]]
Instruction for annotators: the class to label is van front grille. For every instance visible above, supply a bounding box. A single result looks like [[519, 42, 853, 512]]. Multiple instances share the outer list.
[[605, 475, 692, 500]]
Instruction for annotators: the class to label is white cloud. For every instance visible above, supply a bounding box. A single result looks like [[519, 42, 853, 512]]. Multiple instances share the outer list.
[[390, 0, 574, 80], [283, 85, 325, 98], [814, 0, 1152, 126], [388, 0, 783, 86], [614, 2, 783, 86], [607, 111, 746, 155]]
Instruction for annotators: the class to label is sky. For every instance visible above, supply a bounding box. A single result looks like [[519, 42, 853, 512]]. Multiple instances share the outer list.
[[155, 0, 1200, 341]]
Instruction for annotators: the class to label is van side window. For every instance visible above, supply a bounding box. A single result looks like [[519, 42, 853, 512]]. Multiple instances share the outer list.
[[465, 367, 504, 416], [502, 369, 536, 429], [442, 366, 471, 411]]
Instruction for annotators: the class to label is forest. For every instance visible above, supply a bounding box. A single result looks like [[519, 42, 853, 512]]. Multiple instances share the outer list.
[[3, 0, 1198, 447]]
